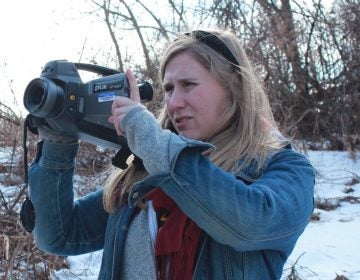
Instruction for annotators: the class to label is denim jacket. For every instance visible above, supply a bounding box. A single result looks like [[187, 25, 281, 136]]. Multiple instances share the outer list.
[[29, 139, 314, 280], [29, 107, 315, 280]]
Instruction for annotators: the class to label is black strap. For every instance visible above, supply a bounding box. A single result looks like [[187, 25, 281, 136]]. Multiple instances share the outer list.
[[20, 115, 36, 233], [187, 30, 239, 67], [111, 146, 132, 169], [111, 145, 145, 170]]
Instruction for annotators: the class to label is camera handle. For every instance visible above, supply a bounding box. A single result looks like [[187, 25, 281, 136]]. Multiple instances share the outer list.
[[74, 63, 120, 76]]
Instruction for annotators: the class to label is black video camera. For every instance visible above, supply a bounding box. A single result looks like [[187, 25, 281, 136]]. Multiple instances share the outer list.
[[23, 60, 153, 150]]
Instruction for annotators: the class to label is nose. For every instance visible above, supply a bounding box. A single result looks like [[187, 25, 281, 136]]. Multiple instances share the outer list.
[[166, 89, 186, 113]]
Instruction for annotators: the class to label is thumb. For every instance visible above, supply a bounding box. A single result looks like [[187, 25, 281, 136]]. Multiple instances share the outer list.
[[126, 69, 140, 103]]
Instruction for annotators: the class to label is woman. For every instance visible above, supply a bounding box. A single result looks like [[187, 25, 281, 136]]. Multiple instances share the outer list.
[[29, 29, 315, 279]]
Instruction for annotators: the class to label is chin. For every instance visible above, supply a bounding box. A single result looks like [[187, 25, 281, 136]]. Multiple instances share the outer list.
[[179, 132, 201, 140]]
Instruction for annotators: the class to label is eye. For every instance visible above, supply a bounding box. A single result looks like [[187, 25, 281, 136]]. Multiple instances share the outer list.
[[183, 80, 196, 88], [163, 84, 173, 95]]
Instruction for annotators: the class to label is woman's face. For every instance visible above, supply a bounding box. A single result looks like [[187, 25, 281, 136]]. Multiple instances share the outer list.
[[163, 52, 231, 140]]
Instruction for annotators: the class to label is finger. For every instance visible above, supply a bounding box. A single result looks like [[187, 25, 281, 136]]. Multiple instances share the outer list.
[[126, 69, 141, 103], [108, 115, 125, 136], [111, 96, 130, 114], [111, 103, 133, 116], [109, 103, 141, 135]]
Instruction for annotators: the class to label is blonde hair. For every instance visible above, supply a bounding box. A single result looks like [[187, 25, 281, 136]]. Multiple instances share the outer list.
[[103, 29, 287, 213]]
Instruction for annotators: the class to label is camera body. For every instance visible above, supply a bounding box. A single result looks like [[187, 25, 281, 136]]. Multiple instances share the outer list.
[[23, 60, 153, 149]]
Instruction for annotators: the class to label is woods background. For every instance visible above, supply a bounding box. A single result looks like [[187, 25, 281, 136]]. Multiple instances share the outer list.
[[0, 0, 359, 279], [89, 0, 359, 153]]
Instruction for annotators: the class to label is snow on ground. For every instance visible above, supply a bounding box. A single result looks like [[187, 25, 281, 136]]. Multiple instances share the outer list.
[[1, 148, 359, 279], [281, 151, 360, 279]]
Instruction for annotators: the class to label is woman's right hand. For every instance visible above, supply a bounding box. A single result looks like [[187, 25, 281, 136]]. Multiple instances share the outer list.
[[108, 69, 143, 136]]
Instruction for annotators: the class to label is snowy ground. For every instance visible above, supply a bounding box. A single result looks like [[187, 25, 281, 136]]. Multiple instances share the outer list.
[[281, 151, 360, 279], [1, 149, 359, 279]]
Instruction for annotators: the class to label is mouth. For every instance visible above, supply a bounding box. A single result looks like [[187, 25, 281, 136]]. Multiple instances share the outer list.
[[174, 116, 192, 128]]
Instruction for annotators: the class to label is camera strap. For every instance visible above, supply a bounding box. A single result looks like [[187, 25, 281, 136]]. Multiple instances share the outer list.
[[19, 114, 36, 233], [111, 145, 145, 170], [111, 147, 131, 169]]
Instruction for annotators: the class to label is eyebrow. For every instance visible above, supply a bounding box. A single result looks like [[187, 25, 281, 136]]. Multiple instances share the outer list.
[[163, 77, 198, 85]]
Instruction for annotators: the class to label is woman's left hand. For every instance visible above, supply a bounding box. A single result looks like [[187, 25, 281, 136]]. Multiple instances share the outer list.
[[108, 69, 141, 136]]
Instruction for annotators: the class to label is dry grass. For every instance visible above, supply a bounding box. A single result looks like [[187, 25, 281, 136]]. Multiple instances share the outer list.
[[0, 122, 68, 279], [0, 116, 112, 279]]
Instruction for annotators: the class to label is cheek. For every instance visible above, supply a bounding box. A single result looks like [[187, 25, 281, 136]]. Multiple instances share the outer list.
[[205, 96, 232, 129], [164, 97, 171, 113], [204, 97, 227, 117]]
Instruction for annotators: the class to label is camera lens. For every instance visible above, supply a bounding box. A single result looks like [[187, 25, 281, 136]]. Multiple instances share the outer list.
[[28, 82, 45, 107], [24, 78, 65, 118]]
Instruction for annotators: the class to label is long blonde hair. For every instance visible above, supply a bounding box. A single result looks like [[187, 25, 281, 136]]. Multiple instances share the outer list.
[[103, 29, 287, 213]]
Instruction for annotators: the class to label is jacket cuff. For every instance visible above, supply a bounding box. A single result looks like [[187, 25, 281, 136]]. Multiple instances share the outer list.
[[122, 105, 213, 175], [38, 141, 79, 169]]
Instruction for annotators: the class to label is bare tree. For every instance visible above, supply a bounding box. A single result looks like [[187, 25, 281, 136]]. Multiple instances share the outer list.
[[88, 0, 212, 112], [88, 0, 359, 150], [102, 0, 125, 71], [208, 0, 359, 151]]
